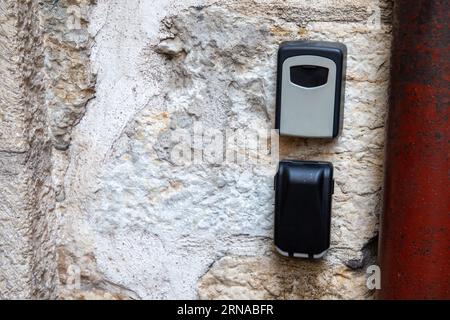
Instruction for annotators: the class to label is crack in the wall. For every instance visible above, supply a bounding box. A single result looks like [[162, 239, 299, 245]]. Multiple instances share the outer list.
[[345, 235, 378, 270]]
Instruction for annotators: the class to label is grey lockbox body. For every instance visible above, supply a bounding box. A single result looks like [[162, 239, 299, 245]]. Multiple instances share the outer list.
[[275, 41, 347, 138]]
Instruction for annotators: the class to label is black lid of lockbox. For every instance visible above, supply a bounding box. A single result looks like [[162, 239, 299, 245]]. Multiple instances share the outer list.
[[274, 160, 334, 257]]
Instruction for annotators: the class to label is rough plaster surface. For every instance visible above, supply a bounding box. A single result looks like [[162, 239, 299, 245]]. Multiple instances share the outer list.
[[59, 0, 392, 299], [1, 0, 94, 299], [0, 0, 392, 299], [0, 0, 56, 299], [42, 0, 96, 151]]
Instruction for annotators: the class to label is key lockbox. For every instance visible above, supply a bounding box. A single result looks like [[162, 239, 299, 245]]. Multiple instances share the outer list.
[[275, 40, 347, 138], [274, 160, 334, 259]]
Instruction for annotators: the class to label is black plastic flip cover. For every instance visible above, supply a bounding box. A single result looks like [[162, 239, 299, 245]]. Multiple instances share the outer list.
[[274, 160, 333, 258], [275, 40, 347, 138]]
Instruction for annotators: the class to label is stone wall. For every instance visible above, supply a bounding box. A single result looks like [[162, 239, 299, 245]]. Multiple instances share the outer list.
[[0, 0, 392, 299], [0, 0, 54, 299]]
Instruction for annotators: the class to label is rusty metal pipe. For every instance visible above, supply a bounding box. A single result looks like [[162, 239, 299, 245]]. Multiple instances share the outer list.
[[378, 0, 449, 299]]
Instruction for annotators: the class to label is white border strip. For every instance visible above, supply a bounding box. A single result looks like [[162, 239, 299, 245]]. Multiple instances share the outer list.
[[276, 246, 328, 259]]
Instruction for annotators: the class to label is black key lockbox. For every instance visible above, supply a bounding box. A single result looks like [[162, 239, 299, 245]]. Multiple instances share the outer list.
[[274, 160, 334, 259]]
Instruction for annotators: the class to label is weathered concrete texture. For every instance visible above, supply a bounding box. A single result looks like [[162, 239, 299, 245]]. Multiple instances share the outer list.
[[54, 0, 392, 299], [0, 1, 29, 153], [0, 0, 56, 299], [1, 0, 392, 299], [1, 0, 96, 299], [198, 253, 371, 299], [35, 0, 125, 299]]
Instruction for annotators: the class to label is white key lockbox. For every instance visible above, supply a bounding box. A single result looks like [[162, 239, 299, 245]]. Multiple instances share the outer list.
[[275, 41, 347, 138]]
